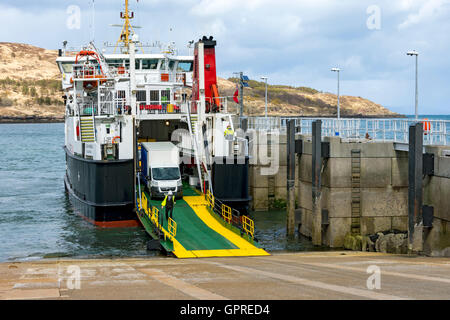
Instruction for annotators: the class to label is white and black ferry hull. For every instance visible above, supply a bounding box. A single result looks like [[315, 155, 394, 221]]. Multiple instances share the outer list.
[[64, 147, 137, 227]]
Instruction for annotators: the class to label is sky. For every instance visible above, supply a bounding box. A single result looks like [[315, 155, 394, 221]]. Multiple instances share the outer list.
[[1, 0, 449, 114]]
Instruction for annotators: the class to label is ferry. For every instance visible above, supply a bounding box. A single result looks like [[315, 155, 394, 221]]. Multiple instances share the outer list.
[[56, 1, 251, 228]]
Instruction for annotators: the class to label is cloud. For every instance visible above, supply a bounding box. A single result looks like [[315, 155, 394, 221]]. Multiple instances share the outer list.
[[398, 0, 450, 29], [0, 1, 450, 114]]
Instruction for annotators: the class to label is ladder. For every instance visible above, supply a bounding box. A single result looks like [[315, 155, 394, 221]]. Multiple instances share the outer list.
[[187, 105, 206, 193], [190, 114, 198, 134], [351, 149, 361, 235], [80, 117, 95, 142]]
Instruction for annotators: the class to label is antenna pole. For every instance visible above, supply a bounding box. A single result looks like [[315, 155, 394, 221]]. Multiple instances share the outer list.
[[92, 0, 95, 43]]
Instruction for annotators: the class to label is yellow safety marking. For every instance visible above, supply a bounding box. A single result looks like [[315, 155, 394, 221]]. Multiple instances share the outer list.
[[183, 196, 270, 257], [137, 194, 269, 258]]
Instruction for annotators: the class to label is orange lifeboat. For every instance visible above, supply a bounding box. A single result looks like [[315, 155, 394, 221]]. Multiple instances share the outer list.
[[74, 50, 106, 90]]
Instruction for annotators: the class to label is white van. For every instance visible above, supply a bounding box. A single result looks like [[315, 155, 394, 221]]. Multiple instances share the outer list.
[[141, 142, 182, 199]]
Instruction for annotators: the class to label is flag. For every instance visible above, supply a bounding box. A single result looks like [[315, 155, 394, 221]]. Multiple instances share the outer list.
[[233, 85, 239, 103]]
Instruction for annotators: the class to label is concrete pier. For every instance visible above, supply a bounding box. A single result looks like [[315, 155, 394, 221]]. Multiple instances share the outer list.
[[249, 130, 450, 256], [1, 253, 449, 300]]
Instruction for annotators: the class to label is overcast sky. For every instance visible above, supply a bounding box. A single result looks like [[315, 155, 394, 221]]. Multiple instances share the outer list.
[[1, 0, 449, 114]]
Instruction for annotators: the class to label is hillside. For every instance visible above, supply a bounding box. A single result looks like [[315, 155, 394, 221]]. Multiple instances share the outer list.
[[219, 78, 399, 117], [0, 43, 63, 122], [0, 42, 399, 122]]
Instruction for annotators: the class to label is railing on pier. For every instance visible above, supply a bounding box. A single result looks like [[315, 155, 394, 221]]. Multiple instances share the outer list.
[[246, 117, 450, 146]]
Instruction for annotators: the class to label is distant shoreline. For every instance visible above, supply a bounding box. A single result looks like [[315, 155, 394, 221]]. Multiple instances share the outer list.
[[0, 117, 63, 124]]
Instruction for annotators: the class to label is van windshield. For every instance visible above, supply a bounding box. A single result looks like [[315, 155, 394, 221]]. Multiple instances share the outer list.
[[152, 167, 180, 181]]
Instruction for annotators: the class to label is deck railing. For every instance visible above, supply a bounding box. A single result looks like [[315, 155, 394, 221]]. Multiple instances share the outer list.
[[246, 117, 450, 146]]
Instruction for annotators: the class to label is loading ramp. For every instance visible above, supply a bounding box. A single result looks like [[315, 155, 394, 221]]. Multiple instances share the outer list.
[[136, 187, 269, 258]]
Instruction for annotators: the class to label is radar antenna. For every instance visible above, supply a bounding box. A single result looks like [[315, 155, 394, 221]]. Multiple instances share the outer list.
[[113, 0, 142, 53]]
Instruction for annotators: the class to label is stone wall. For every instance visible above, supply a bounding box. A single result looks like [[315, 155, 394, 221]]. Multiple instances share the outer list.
[[297, 135, 409, 248], [423, 146, 450, 256]]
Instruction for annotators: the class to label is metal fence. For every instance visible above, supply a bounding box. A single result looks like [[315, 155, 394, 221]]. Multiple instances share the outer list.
[[246, 117, 450, 146]]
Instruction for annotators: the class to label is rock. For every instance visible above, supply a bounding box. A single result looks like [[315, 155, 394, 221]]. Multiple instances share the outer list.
[[375, 232, 385, 252], [344, 233, 362, 251], [374, 232, 408, 254], [362, 236, 375, 252]]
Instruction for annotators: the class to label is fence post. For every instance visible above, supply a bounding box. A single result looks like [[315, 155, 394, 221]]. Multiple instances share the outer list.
[[312, 120, 323, 246], [408, 122, 424, 252], [286, 119, 296, 236]]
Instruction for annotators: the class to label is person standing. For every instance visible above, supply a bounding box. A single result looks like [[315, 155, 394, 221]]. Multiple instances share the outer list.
[[161, 190, 176, 223]]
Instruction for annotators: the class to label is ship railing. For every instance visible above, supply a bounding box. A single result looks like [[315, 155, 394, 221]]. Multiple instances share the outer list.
[[72, 63, 104, 79], [106, 66, 187, 84], [188, 97, 240, 115], [205, 190, 255, 240], [108, 66, 130, 78], [246, 117, 450, 146], [138, 191, 177, 243], [138, 100, 184, 115], [79, 102, 97, 117]]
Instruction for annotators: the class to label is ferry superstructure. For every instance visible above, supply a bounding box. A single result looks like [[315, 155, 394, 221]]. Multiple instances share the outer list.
[[56, 2, 250, 227]]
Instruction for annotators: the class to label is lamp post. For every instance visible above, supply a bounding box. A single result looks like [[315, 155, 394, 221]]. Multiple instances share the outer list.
[[261, 76, 268, 117], [407, 50, 419, 120], [331, 67, 341, 135]]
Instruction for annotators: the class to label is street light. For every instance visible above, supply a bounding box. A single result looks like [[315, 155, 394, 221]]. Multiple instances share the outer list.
[[407, 50, 419, 120], [331, 67, 341, 135], [261, 76, 268, 117]]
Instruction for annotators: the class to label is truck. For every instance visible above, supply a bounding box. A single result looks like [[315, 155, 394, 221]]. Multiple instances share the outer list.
[[140, 142, 183, 199]]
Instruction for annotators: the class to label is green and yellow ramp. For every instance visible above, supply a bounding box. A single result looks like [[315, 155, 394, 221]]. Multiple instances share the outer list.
[[136, 191, 269, 258]]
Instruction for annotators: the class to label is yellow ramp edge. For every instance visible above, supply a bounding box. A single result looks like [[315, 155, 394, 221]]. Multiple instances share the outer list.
[[179, 196, 270, 258]]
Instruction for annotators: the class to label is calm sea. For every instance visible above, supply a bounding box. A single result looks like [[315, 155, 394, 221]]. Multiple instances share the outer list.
[[0, 122, 319, 262]]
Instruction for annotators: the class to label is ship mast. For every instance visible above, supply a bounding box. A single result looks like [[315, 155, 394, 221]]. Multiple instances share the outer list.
[[114, 0, 137, 53]]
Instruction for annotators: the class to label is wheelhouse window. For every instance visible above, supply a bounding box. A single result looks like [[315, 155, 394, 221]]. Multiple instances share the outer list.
[[60, 62, 73, 73], [106, 59, 123, 67], [135, 59, 141, 70], [177, 61, 193, 72], [160, 60, 175, 71], [142, 59, 158, 70]]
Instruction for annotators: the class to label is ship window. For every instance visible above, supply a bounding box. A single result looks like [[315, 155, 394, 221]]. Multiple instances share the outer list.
[[142, 59, 158, 70], [116, 90, 126, 99], [161, 90, 170, 105], [124, 59, 130, 68], [136, 90, 146, 103], [177, 61, 193, 72], [160, 60, 175, 71], [152, 167, 180, 181], [135, 59, 141, 70], [106, 59, 123, 67], [61, 62, 73, 73], [150, 90, 159, 104]]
